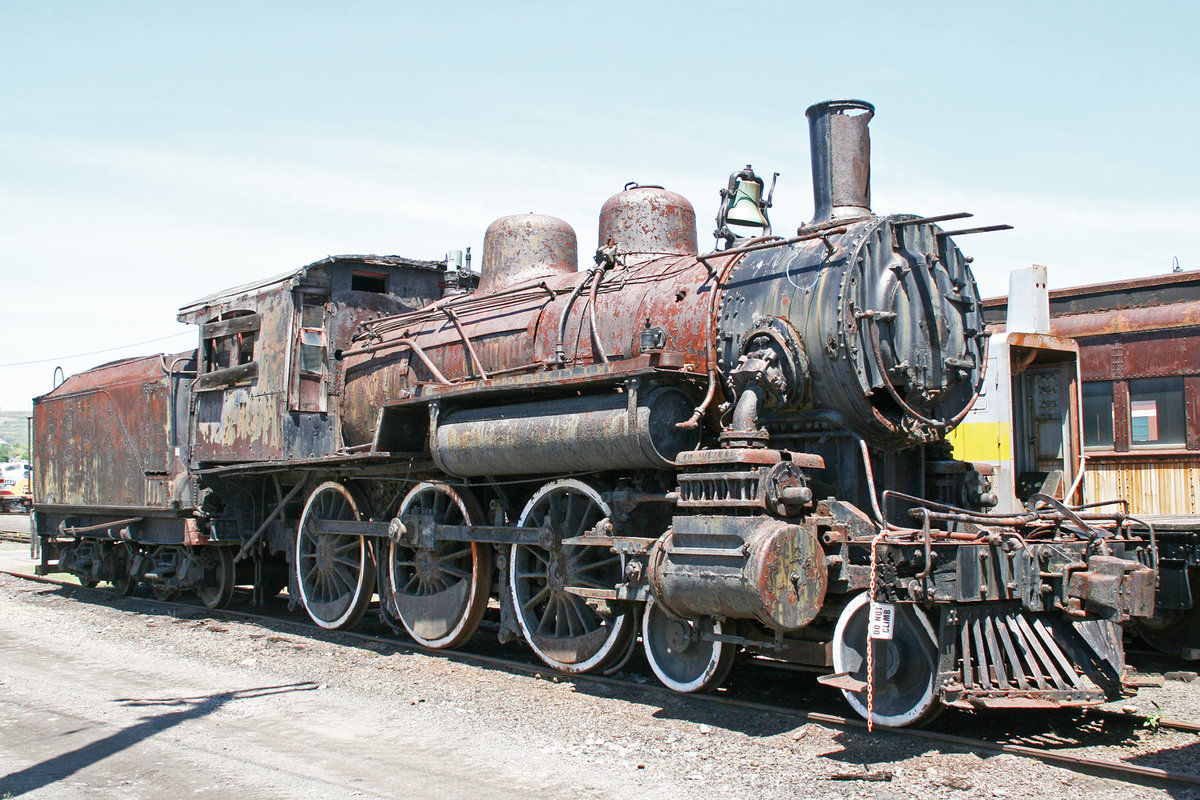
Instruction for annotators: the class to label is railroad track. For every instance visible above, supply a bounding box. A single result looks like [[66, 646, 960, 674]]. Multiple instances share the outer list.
[[4, 567, 1199, 790]]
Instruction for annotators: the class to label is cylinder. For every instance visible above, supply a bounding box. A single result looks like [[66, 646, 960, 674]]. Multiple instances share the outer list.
[[478, 214, 578, 295], [648, 517, 827, 631], [597, 185, 698, 258], [806, 99, 874, 223], [430, 386, 699, 477]]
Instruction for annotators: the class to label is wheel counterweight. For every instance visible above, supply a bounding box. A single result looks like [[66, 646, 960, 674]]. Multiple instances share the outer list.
[[295, 481, 375, 630], [831, 592, 941, 727], [387, 482, 493, 649], [509, 479, 632, 673]]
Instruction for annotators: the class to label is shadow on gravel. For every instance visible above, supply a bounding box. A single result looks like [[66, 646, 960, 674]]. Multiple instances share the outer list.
[[0, 683, 317, 798], [932, 708, 1147, 749]]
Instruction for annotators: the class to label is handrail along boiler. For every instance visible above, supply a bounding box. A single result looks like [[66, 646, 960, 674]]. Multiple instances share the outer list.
[[32, 100, 1155, 727]]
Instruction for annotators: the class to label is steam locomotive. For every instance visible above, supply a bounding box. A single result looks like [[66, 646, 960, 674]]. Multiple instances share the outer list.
[[33, 100, 1156, 727]]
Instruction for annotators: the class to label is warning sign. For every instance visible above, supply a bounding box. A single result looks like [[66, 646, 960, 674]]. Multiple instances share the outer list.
[[869, 601, 895, 640]]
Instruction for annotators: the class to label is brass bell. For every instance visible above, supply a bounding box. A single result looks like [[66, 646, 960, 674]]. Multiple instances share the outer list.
[[714, 165, 776, 248], [725, 173, 770, 229]]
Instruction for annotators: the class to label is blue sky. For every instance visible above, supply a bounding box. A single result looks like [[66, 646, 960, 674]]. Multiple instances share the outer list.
[[2, 1, 1197, 411]]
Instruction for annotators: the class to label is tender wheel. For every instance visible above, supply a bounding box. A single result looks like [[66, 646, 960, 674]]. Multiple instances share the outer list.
[[195, 547, 235, 609], [109, 544, 139, 596], [110, 572, 139, 596], [387, 482, 493, 649], [295, 481, 375, 630], [832, 592, 942, 727], [149, 546, 180, 602], [643, 599, 735, 693], [509, 479, 632, 674]]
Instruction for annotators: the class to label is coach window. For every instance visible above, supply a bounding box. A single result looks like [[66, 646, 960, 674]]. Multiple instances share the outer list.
[[1128, 377, 1186, 448], [293, 295, 329, 412], [300, 307, 326, 372], [1082, 381, 1115, 450], [195, 310, 259, 391]]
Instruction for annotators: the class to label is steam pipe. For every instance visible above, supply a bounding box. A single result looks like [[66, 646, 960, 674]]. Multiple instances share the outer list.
[[730, 384, 763, 432], [555, 269, 592, 366], [676, 368, 717, 430], [586, 268, 609, 365]]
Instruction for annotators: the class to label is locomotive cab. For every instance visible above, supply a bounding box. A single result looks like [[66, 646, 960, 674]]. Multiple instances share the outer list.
[[177, 255, 448, 465]]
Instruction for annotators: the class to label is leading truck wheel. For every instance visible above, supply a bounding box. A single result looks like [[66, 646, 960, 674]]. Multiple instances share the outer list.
[[642, 598, 735, 693], [509, 479, 633, 674], [831, 592, 942, 727], [387, 482, 493, 649], [295, 481, 375, 631]]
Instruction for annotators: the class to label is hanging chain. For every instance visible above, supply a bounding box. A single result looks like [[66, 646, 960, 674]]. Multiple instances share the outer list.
[[866, 530, 885, 733]]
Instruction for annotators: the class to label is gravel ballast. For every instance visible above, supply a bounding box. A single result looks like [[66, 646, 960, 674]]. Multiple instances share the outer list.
[[1, 550, 1197, 799]]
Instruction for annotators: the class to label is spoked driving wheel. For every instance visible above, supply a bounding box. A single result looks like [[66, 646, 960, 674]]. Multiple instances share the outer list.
[[296, 481, 376, 630], [643, 598, 735, 693], [387, 482, 493, 649], [832, 592, 942, 727], [509, 479, 633, 674], [195, 546, 235, 609]]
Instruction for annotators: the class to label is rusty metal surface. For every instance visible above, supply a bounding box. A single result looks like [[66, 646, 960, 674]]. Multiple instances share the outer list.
[[1066, 555, 1156, 623], [1051, 302, 1200, 339], [179, 256, 444, 462], [33, 353, 186, 508], [982, 268, 1200, 325], [675, 448, 824, 468], [477, 214, 578, 294], [1005, 331, 1079, 356], [340, 251, 721, 448], [597, 185, 698, 258], [649, 516, 826, 631], [1085, 457, 1200, 515], [1076, 327, 1200, 381], [346, 207, 987, 454]]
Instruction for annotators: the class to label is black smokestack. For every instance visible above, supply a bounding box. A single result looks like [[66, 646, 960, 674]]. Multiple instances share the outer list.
[[806, 99, 874, 224]]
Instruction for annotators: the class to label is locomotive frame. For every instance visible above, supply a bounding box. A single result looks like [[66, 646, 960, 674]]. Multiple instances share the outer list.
[[32, 100, 1157, 728]]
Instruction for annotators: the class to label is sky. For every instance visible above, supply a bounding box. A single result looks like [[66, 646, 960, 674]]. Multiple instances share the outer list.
[[1, 1, 1197, 412]]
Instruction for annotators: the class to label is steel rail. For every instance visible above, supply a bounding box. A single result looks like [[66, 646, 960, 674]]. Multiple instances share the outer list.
[[3, 567, 1199, 789]]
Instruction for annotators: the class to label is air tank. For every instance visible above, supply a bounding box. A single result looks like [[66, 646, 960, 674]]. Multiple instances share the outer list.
[[430, 387, 700, 477]]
